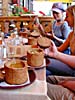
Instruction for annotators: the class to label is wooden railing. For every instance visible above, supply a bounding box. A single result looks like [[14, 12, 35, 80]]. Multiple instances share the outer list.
[[0, 16, 54, 33]]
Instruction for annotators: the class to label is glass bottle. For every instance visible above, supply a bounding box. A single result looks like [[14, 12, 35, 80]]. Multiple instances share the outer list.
[[15, 35, 20, 45], [0, 37, 4, 65]]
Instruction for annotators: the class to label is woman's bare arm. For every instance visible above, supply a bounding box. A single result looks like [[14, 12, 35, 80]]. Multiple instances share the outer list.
[[47, 40, 75, 68], [55, 51, 75, 68]]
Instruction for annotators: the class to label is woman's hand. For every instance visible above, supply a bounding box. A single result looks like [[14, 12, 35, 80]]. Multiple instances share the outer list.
[[46, 32, 54, 39], [47, 40, 59, 58]]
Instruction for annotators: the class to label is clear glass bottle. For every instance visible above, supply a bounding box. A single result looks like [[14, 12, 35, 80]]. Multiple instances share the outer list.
[[0, 37, 4, 65], [15, 35, 20, 45], [0, 28, 4, 40], [14, 28, 18, 35]]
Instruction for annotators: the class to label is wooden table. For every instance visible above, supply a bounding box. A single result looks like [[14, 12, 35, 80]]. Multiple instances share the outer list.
[[0, 47, 51, 100]]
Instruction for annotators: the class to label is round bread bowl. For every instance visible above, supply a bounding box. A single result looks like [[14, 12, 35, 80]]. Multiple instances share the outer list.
[[4, 59, 28, 85], [30, 31, 40, 37], [27, 48, 44, 67], [37, 37, 51, 48]]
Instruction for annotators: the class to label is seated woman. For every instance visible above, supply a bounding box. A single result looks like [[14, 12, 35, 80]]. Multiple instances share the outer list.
[[46, 5, 75, 76], [51, 3, 71, 48], [46, 5, 75, 100]]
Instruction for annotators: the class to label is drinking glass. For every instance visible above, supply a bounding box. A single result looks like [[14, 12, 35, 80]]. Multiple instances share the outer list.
[[7, 46, 15, 58], [6, 39, 15, 58]]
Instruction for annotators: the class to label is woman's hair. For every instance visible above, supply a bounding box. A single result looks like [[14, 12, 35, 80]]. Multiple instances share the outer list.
[[67, 5, 75, 34], [67, 5, 75, 15]]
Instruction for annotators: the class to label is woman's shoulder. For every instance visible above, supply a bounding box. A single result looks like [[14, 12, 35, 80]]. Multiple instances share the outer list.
[[68, 31, 74, 39], [69, 31, 74, 36]]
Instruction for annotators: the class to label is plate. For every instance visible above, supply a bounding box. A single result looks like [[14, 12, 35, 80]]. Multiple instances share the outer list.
[[28, 65, 45, 70], [0, 69, 36, 89]]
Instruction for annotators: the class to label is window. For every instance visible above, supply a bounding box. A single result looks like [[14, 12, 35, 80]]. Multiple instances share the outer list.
[[33, 1, 53, 16], [33, 1, 67, 16]]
